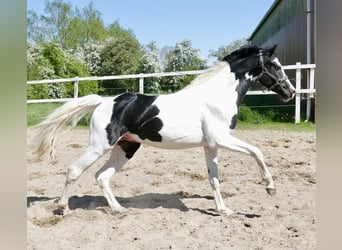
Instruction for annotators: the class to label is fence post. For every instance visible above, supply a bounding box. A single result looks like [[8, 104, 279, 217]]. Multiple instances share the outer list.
[[139, 75, 144, 94], [295, 62, 301, 123], [72, 77, 79, 126], [305, 68, 315, 122], [74, 76, 79, 98]]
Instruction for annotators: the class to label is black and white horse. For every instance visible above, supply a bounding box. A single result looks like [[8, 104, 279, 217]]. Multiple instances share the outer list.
[[33, 44, 295, 216]]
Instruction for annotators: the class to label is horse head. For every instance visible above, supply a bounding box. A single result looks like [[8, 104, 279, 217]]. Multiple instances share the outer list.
[[224, 44, 296, 102]]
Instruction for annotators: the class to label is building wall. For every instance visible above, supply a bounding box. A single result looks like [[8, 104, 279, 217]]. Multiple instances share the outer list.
[[247, 0, 316, 121], [249, 0, 315, 66]]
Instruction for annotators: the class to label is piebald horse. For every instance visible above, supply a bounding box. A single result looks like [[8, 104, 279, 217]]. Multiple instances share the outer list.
[[33, 45, 295, 216]]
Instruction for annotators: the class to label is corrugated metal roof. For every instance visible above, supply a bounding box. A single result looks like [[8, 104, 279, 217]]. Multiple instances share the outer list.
[[248, 0, 306, 43], [248, 0, 281, 41]]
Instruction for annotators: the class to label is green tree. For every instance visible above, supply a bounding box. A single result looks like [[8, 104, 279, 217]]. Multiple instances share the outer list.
[[41, 0, 74, 49], [27, 10, 46, 44], [66, 2, 106, 49], [80, 2, 106, 43], [99, 36, 143, 95], [27, 42, 98, 99], [27, 1, 106, 50], [163, 39, 206, 92], [140, 41, 164, 93], [106, 21, 136, 40], [210, 38, 248, 61]]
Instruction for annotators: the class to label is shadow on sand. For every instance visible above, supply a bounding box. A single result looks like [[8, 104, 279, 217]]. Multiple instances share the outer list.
[[27, 193, 261, 218]]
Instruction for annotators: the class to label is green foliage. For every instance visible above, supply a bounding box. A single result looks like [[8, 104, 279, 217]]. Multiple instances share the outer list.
[[106, 21, 136, 39], [27, 102, 92, 126], [27, 102, 62, 126], [161, 39, 206, 92], [140, 41, 164, 93], [41, 0, 74, 49], [237, 105, 294, 123], [238, 105, 266, 123], [210, 38, 248, 61], [27, 42, 98, 99], [27, 0, 106, 50], [99, 37, 143, 95], [236, 121, 316, 131], [74, 2, 106, 46]]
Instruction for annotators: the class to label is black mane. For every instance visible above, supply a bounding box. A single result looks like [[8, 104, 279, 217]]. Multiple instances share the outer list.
[[222, 45, 260, 79]]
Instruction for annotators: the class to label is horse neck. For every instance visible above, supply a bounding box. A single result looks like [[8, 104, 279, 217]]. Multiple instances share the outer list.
[[184, 62, 236, 91]]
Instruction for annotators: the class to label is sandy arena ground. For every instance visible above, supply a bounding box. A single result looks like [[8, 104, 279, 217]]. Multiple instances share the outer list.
[[27, 128, 316, 249]]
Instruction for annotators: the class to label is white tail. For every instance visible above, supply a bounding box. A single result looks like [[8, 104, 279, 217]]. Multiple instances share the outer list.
[[32, 94, 104, 160]]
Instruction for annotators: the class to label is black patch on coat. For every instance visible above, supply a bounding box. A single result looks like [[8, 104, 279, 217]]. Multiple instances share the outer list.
[[223, 46, 260, 80], [222, 46, 263, 129], [230, 114, 238, 129], [222, 46, 260, 107], [117, 141, 141, 159], [235, 77, 253, 106], [106, 93, 163, 146]]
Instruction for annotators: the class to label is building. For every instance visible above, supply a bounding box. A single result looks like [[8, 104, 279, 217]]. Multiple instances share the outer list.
[[247, 0, 316, 122]]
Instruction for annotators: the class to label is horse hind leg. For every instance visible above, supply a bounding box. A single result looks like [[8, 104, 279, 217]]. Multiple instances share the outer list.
[[58, 144, 109, 209], [95, 141, 140, 212]]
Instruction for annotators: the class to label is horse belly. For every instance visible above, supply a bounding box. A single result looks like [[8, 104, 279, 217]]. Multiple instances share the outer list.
[[128, 124, 205, 149], [160, 126, 205, 148], [155, 105, 205, 148], [122, 94, 206, 149]]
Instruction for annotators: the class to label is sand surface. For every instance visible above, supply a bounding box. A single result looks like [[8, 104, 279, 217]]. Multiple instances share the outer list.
[[27, 128, 316, 249]]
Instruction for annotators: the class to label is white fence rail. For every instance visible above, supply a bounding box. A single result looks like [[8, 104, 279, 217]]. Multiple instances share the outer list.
[[27, 63, 316, 123]]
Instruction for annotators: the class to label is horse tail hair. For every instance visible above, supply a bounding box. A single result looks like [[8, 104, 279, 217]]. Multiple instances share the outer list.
[[32, 94, 104, 161]]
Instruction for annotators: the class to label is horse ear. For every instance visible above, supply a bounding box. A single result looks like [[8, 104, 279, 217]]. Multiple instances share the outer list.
[[267, 44, 278, 56]]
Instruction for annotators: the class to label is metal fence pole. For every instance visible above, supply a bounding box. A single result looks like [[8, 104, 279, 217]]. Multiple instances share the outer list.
[[295, 62, 301, 123]]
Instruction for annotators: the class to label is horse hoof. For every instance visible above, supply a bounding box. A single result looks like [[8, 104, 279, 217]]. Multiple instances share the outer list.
[[218, 208, 234, 217], [52, 204, 68, 216], [266, 187, 276, 196]]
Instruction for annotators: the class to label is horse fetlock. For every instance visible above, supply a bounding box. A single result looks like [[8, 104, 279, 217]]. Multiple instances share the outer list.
[[58, 196, 69, 207], [111, 204, 126, 212], [96, 177, 109, 189]]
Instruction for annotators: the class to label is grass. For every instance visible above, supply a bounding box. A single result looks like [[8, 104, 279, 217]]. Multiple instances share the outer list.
[[27, 103, 316, 132], [27, 103, 62, 127], [236, 121, 316, 131]]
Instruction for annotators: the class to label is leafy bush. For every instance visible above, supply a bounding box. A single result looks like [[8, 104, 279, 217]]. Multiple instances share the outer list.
[[27, 42, 98, 99], [238, 105, 264, 123], [238, 105, 294, 123], [99, 37, 142, 95]]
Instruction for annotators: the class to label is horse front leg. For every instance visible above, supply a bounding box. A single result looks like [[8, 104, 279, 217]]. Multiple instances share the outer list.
[[204, 146, 234, 216], [216, 133, 276, 195]]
